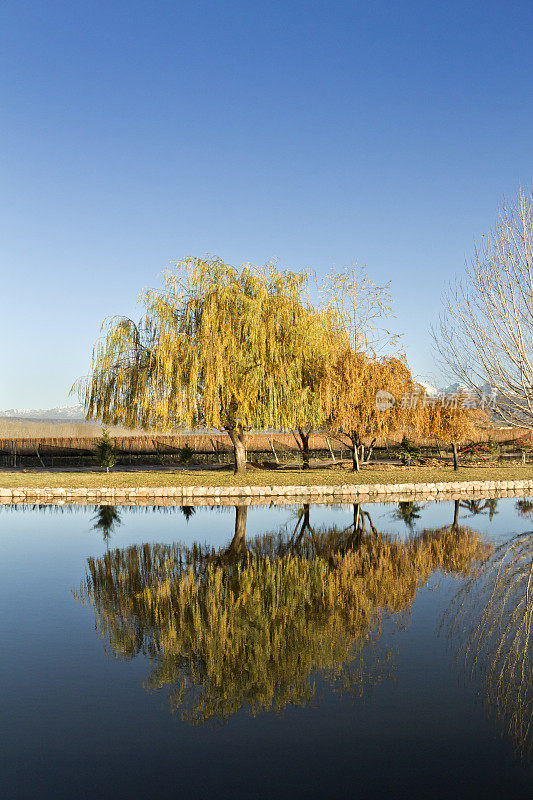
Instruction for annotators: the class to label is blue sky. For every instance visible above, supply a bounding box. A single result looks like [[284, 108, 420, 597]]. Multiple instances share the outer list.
[[1, 0, 532, 408]]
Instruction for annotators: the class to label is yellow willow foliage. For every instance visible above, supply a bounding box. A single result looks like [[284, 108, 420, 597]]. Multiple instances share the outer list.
[[321, 350, 419, 444], [446, 531, 533, 758], [76, 525, 490, 724], [415, 390, 488, 444], [76, 257, 343, 432]]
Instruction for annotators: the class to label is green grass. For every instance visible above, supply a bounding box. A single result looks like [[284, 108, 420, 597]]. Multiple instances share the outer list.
[[1, 464, 532, 489]]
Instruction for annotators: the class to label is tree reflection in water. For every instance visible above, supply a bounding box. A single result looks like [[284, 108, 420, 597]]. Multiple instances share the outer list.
[[90, 504, 196, 542], [91, 505, 122, 543], [75, 504, 490, 725], [392, 501, 425, 531], [446, 529, 532, 759]]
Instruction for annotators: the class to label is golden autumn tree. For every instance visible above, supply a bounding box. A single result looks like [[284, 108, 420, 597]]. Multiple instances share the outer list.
[[316, 267, 420, 471], [416, 391, 488, 470], [291, 267, 398, 469], [76, 257, 336, 474], [290, 302, 344, 468], [320, 266, 398, 355], [322, 352, 418, 470]]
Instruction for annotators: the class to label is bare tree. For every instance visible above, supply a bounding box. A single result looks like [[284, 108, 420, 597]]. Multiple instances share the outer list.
[[436, 189, 533, 428]]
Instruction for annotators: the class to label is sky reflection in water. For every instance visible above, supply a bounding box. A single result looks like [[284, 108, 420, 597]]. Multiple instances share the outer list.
[[0, 498, 531, 799]]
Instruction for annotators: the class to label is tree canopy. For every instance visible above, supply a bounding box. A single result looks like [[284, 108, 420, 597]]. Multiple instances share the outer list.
[[416, 389, 488, 469], [77, 257, 488, 473], [436, 189, 533, 428], [78, 257, 341, 472], [322, 352, 418, 469]]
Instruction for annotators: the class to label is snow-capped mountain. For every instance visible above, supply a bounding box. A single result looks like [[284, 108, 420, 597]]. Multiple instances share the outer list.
[[418, 381, 438, 396], [0, 405, 85, 420], [416, 380, 496, 396]]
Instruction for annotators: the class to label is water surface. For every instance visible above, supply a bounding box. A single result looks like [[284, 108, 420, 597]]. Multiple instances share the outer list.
[[0, 498, 531, 799]]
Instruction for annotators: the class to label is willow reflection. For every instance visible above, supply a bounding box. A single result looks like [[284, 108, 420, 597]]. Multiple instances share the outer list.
[[446, 529, 532, 758], [75, 505, 489, 725]]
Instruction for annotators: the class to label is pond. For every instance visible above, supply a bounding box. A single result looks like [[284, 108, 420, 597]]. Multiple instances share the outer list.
[[0, 498, 531, 799]]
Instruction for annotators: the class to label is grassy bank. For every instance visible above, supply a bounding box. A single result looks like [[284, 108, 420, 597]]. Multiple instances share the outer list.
[[0, 464, 532, 489]]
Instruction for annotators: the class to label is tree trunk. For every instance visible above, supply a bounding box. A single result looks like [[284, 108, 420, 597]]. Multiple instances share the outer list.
[[366, 438, 376, 464], [226, 505, 248, 558], [293, 428, 311, 469], [352, 503, 365, 546], [452, 442, 459, 471], [351, 432, 360, 472], [452, 499, 460, 529], [290, 503, 313, 554], [226, 427, 247, 474], [298, 429, 310, 469]]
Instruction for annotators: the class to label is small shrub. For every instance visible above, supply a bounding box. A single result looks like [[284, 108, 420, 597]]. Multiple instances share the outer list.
[[397, 437, 420, 466], [178, 444, 194, 464], [95, 428, 116, 473], [487, 434, 500, 462]]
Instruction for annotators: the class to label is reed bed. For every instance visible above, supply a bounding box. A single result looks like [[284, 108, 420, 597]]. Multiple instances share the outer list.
[[1, 426, 530, 459]]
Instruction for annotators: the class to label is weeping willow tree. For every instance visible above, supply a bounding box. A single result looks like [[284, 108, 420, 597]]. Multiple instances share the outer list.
[[317, 266, 488, 471], [290, 267, 398, 469], [322, 352, 419, 470], [445, 531, 532, 758], [75, 518, 489, 725], [315, 268, 425, 471], [288, 300, 342, 469], [76, 257, 339, 474]]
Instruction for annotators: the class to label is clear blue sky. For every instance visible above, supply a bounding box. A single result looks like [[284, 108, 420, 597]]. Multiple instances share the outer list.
[[1, 0, 532, 409]]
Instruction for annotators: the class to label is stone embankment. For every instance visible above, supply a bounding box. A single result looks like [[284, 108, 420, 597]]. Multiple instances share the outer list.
[[0, 479, 532, 506]]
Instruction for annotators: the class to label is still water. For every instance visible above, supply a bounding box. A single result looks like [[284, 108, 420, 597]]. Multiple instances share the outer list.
[[0, 498, 531, 799]]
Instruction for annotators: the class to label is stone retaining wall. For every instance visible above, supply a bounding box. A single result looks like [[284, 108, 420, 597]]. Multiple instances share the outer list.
[[0, 479, 532, 506]]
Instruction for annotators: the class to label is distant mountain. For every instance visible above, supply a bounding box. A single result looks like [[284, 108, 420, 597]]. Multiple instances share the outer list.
[[418, 381, 438, 396], [417, 380, 497, 397], [0, 405, 85, 421]]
